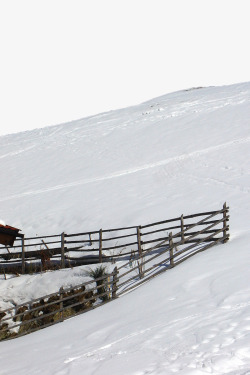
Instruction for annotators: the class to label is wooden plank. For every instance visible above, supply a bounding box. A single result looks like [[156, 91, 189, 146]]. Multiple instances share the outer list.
[[25, 240, 61, 247], [99, 229, 103, 263], [181, 229, 223, 235], [112, 267, 118, 299], [101, 241, 138, 250], [65, 230, 99, 238], [65, 232, 136, 243], [25, 234, 61, 240], [102, 232, 136, 241], [64, 242, 138, 252], [61, 233, 65, 268], [21, 237, 25, 274], [137, 226, 143, 278], [64, 239, 99, 244], [141, 216, 180, 229], [180, 215, 184, 242], [182, 238, 226, 243], [59, 287, 64, 321], [65, 256, 103, 261], [141, 236, 170, 245], [0, 247, 63, 261], [169, 232, 174, 268], [184, 220, 222, 227], [183, 208, 225, 220], [141, 225, 181, 236], [65, 246, 99, 252], [102, 225, 137, 233], [0, 240, 61, 252]]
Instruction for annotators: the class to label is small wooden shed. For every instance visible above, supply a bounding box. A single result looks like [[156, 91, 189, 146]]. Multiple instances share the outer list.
[[0, 224, 23, 247]]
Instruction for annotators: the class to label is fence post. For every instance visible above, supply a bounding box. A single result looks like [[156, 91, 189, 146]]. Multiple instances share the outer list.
[[169, 232, 174, 268], [59, 287, 64, 321], [99, 229, 103, 263], [61, 232, 65, 269], [89, 233, 92, 246], [112, 267, 118, 299], [137, 226, 144, 278], [223, 202, 229, 243], [180, 214, 185, 242], [21, 236, 25, 274], [107, 276, 111, 299]]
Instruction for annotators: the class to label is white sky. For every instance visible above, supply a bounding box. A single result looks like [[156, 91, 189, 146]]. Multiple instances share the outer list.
[[0, 0, 249, 136]]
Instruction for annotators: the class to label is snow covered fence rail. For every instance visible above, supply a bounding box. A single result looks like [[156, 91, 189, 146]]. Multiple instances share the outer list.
[[0, 270, 118, 341], [116, 203, 229, 296], [0, 204, 229, 275]]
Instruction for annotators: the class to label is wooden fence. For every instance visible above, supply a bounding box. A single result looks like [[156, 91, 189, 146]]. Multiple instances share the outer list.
[[0, 203, 230, 275], [0, 269, 118, 341], [116, 203, 229, 296], [0, 203, 229, 340]]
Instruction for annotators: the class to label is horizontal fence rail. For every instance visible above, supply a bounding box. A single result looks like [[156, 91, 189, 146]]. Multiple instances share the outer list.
[[0, 203, 229, 341]]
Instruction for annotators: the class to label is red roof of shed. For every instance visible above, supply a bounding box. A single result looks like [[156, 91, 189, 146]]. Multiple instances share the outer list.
[[0, 224, 20, 232]]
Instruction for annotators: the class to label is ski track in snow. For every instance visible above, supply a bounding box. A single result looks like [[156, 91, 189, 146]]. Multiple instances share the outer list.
[[64, 301, 250, 369], [0, 145, 36, 159], [1, 136, 249, 203]]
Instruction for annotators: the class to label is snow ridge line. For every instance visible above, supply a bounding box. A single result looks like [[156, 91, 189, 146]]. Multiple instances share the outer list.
[[1, 136, 249, 202]]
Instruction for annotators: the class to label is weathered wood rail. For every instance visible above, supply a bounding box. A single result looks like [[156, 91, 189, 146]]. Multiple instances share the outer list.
[[0, 203, 229, 340], [0, 203, 230, 274]]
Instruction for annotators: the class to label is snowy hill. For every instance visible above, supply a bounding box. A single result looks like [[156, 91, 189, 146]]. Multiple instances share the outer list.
[[0, 82, 250, 374]]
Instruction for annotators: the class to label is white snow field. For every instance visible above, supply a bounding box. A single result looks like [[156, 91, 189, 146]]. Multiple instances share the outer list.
[[0, 82, 250, 374]]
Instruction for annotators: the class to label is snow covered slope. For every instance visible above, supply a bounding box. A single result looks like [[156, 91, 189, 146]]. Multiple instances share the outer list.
[[0, 82, 250, 374], [0, 83, 249, 236]]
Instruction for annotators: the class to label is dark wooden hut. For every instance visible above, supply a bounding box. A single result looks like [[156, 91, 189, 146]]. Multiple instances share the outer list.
[[0, 224, 23, 247]]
